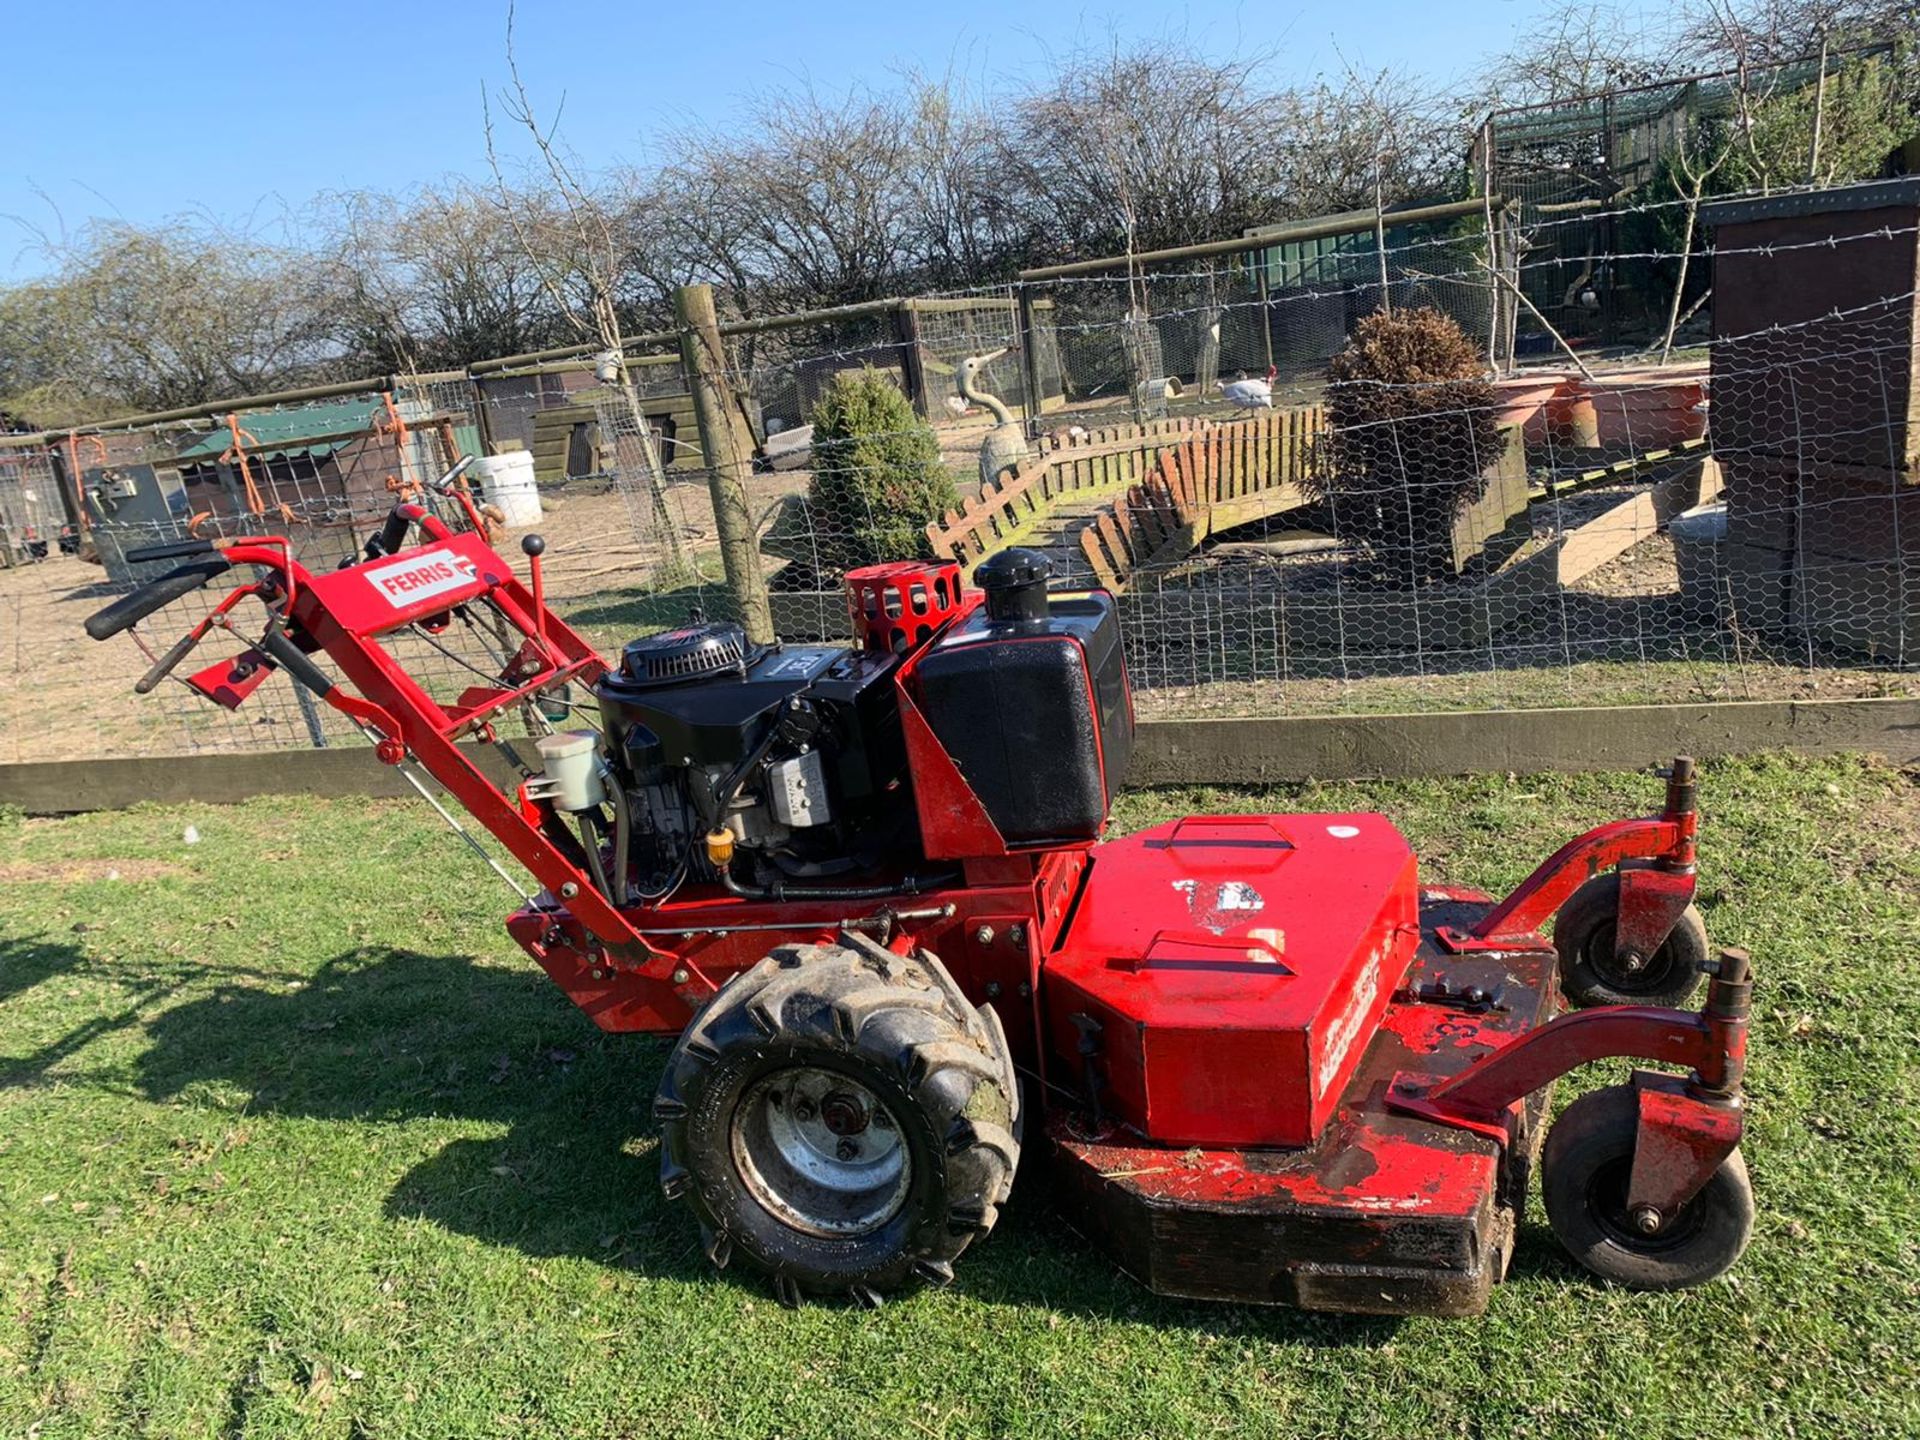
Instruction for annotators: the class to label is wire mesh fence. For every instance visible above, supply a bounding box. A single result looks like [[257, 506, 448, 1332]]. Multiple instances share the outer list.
[[1483, 43, 1906, 352], [6, 177, 1919, 767]]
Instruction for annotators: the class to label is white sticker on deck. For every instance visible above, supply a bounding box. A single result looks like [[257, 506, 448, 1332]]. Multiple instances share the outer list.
[[365, 549, 479, 608]]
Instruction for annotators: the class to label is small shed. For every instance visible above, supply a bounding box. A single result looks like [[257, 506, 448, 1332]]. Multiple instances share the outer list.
[[1704, 178, 1920, 657]]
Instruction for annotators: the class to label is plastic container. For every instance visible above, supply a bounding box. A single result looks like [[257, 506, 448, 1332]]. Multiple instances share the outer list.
[[474, 451, 542, 527], [1668, 501, 1727, 619], [535, 731, 604, 812], [1581, 367, 1709, 451], [1491, 373, 1567, 436]]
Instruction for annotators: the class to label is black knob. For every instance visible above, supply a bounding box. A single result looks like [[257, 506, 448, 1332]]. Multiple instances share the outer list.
[[521, 534, 546, 558], [976, 547, 1051, 624]]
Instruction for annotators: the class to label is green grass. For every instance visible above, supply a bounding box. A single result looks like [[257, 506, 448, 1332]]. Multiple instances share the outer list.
[[3, 755, 1919, 1438]]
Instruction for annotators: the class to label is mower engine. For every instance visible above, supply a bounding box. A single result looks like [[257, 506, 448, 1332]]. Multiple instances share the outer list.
[[593, 622, 910, 892], [581, 549, 1133, 898]]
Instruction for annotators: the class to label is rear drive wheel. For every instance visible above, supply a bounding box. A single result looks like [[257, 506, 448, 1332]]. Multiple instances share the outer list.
[[655, 937, 1019, 1307], [1541, 1085, 1753, 1291], [1554, 873, 1707, 1009]]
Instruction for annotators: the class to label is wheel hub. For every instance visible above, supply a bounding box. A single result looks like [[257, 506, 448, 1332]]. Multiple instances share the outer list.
[[1584, 923, 1670, 994], [731, 1068, 909, 1238], [820, 1091, 870, 1137]]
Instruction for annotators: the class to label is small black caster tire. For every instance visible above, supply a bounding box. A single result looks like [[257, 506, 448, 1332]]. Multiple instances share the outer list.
[[655, 937, 1019, 1306], [1541, 1085, 1753, 1291], [1554, 873, 1707, 1008]]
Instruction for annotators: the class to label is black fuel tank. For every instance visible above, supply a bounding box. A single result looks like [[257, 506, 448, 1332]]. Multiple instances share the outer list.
[[912, 579, 1133, 844]]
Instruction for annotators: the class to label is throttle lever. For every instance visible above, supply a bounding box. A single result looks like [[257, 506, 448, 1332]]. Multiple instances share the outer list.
[[135, 629, 207, 694]]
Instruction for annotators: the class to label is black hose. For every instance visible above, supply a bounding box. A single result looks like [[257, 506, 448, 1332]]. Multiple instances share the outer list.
[[697, 716, 788, 830], [576, 811, 615, 904], [719, 865, 959, 904], [600, 766, 631, 907]]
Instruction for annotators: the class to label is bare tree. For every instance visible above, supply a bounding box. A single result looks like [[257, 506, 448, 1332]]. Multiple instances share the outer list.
[[325, 182, 569, 374], [0, 218, 350, 423], [482, 2, 686, 572], [1678, 0, 1917, 65], [1480, 2, 1674, 107]]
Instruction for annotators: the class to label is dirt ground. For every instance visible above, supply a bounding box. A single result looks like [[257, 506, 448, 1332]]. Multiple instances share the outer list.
[[0, 476, 781, 764], [7, 462, 1916, 763]]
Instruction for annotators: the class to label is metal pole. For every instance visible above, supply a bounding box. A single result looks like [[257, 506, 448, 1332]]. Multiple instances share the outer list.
[[294, 682, 328, 748], [1017, 288, 1046, 438], [1019, 197, 1500, 281], [1807, 32, 1830, 181], [674, 283, 774, 644], [1373, 165, 1392, 317], [1481, 120, 1502, 377]]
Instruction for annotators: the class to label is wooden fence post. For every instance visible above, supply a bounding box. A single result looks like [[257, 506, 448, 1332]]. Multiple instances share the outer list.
[[675, 282, 774, 644]]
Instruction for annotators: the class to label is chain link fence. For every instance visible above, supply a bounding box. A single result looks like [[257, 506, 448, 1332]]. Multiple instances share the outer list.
[[6, 178, 1918, 765]]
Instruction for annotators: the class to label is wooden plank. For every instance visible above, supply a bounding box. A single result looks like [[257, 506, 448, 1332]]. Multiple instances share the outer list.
[[1553, 466, 1712, 585], [1094, 510, 1133, 580], [11, 699, 1920, 814], [1079, 524, 1121, 590]]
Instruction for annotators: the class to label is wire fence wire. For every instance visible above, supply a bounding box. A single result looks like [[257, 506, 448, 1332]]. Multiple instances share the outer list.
[[6, 179, 1919, 765]]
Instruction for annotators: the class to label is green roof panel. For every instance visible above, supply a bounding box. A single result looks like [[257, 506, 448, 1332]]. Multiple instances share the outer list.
[[169, 398, 384, 463]]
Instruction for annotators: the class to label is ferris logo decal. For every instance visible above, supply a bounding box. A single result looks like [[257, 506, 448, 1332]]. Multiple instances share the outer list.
[[366, 548, 481, 608]]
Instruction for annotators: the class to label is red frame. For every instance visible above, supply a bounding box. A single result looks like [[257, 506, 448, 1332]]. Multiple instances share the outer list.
[[1434, 759, 1699, 958], [143, 516, 1749, 1186]]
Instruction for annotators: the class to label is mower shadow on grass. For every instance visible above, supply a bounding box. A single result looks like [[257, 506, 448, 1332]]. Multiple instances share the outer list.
[[131, 945, 702, 1284], [0, 933, 88, 1010], [127, 943, 1442, 1338], [0, 934, 244, 1092]]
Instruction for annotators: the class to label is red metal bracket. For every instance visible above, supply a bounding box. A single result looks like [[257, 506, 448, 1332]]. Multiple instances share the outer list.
[[1434, 757, 1699, 954], [1613, 864, 1697, 967], [1388, 946, 1751, 1147], [1626, 1070, 1743, 1220]]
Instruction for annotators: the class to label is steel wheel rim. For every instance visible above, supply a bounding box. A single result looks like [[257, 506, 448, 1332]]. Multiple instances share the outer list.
[[1581, 921, 1675, 996], [1586, 1156, 1707, 1254], [730, 1067, 910, 1238]]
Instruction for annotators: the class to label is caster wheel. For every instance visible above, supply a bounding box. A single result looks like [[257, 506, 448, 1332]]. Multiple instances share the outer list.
[[1554, 873, 1706, 1009], [655, 939, 1019, 1306], [1541, 1085, 1753, 1291]]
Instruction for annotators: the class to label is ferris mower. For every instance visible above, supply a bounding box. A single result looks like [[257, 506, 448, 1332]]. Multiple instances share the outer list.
[[87, 461, 1755, 1316]]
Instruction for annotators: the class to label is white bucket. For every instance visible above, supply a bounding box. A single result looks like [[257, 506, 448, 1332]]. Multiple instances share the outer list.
[[474, 451, 542, 527]]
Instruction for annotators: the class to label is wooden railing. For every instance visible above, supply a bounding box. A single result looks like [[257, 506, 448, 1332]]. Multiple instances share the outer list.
[[924, 417, 1212, 572], [1077, 405, 1323, 592]]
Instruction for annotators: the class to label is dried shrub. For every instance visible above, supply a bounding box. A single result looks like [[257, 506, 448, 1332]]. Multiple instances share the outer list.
[[1311, 308, 1503, 586]]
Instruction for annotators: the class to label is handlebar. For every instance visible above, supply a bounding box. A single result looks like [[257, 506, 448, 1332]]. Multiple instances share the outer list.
[[125, 538, 217, 564], [431, 455, 475, 494], [84, 557, 233, 640], [373, 508, 415, 558], [134, 628, 209, 694], [258, 620, 335, 698]]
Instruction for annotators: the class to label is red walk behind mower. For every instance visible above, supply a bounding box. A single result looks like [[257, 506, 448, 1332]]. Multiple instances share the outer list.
[[87, 467, 1755, 1316]]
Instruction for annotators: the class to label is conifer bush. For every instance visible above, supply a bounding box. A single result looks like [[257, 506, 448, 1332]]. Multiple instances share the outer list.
[[807, 367, 960, 572]]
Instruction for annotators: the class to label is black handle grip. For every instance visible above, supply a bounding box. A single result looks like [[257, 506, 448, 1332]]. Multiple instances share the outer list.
[[258, 621, 334, 698], [368, 508, 414, 559], [124, 538, 215, 564], [84, 558, 232, 640], [133, 627, 206, 694]]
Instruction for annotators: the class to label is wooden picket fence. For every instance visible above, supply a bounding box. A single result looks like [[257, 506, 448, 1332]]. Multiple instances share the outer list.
[[924, 416, 1213, 574], [1076, 405, 1323, 592]]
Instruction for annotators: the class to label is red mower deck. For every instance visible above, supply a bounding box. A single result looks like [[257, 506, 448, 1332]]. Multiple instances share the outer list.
[[1050, 889, 1556, 1315]]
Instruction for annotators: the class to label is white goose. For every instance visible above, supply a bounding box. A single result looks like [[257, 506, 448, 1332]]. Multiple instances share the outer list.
[[1219, 365, 1277, 411]]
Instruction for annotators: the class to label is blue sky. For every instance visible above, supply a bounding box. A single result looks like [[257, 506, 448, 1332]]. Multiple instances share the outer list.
[[3, 0, 1570, 281]]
